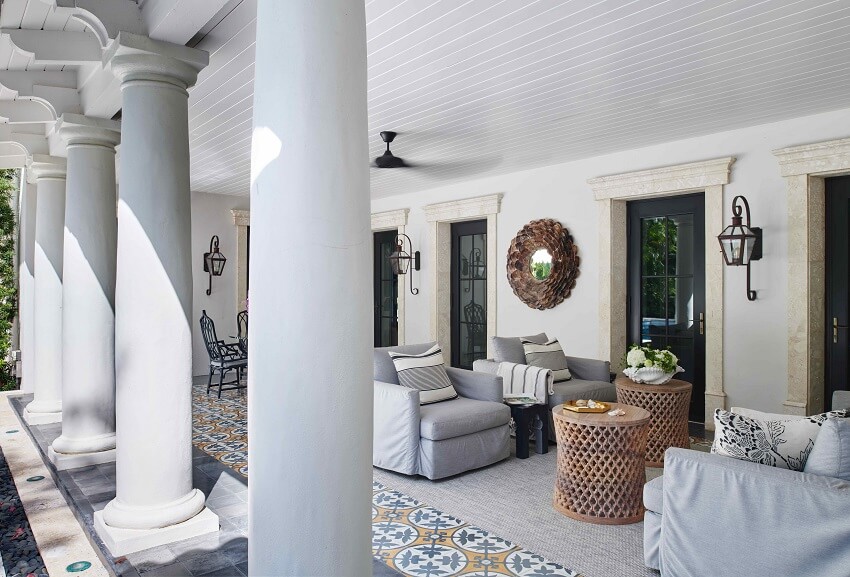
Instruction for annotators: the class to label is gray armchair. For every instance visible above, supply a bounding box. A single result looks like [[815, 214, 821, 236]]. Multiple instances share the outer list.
[[643, 391, 850, 576], [373, 343, 510, 480], [472, 334, 616, 439]]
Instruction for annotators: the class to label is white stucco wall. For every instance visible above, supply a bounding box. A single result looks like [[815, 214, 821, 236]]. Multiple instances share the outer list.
[[370, 106, 850, 415], [190, 191, 248, 376]]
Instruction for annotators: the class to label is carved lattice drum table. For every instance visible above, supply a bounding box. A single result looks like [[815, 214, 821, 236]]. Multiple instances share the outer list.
[[552, 403, 650, 525], [615, 375, 692, 467]]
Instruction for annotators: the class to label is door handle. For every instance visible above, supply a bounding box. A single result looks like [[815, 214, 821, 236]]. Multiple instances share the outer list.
[[689, 313, 705, 335], [834, 318, 849, 343]]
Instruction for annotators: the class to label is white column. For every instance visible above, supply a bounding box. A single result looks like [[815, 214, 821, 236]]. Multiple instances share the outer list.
[[94, 33, 216, 557], [48, 114, 120, 470], [249, 2, 372, 575], [24, 155, 66, 425], [18, 176, 36, 393]]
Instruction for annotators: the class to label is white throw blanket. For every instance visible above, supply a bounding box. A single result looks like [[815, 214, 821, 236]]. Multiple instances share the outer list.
[[497, 362, 554, 404]]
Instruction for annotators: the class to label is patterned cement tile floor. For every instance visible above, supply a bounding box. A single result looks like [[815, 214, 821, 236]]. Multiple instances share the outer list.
[[191, 385, 715, 577], [0, 446, 47, 577]]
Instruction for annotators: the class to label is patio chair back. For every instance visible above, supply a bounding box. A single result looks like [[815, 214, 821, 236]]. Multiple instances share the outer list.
[[237, 310, 248, 354], [200, 310, 224, 362]]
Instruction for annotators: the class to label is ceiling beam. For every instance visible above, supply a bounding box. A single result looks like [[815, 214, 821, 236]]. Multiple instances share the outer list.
[[141, 0, 232, 45], [0, 100, 57, 124], [0, 71, 78, 94], [1, 29, 102, 64], [53, 0, 144, 45]]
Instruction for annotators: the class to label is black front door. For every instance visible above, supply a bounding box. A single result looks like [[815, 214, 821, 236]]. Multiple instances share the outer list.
[[373, 230, 398, 347], [628, 194, 706, 422], [826, 176, 850, 409], [451, 220, 487, 369]]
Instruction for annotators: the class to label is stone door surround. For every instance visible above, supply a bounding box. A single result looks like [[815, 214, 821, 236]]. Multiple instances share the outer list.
[[773, 137, 850, 415], [589, 157, 734, 428], [423, 194, 501, 358]]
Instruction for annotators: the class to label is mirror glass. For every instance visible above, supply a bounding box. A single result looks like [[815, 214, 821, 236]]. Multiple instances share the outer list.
[[530, 248, 553, 280]]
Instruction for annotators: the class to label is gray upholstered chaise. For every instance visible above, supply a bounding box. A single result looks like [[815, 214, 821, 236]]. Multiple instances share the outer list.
[[373, 342, 510, 480], [473, 333, 616, 439], [642, 391, 850, 576]]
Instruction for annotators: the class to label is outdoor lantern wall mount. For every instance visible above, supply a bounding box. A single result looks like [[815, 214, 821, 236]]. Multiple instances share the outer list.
[[717, 195, 762, 301], [388, 233, 420, 295], [203, 235, 227, 296]]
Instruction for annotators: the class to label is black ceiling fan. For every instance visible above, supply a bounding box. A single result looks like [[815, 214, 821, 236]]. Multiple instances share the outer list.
[[373, 131, 411, 168]]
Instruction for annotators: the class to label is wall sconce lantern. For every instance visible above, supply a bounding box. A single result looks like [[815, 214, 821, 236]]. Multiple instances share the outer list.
[[717, 195, 762, 301], [388, 233, 420, 295], [204, 235, 227, 296]]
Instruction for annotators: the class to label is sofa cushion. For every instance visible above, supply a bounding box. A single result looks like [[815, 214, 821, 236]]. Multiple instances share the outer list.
[[522, 337, 572, 382], [805, 418, 850, 481], [374, 342, 437, 385], [548, 379, 617, 408], [390, 345, 458, 405], [419, 397, 510, 441], [712, 408, 847, 471], [491, 333, 548, 364], [643, 475, 664, 513]]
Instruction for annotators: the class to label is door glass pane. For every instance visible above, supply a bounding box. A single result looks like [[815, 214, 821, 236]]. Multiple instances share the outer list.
[[668, 215, 694, 276], [641, 217, 666, 276], [641, 277, 666, 346], [454, 225, 487, 369], [668, 277, 694, 334]]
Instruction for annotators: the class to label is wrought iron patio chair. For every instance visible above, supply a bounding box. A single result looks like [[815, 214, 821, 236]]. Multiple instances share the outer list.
[[236, 310, 248, 356], [200, 310, 247, 398]]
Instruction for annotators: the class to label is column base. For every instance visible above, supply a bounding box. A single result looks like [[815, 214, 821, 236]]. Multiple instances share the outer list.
[[48, 446, 116, 470], [94, 507, 219, 557], [703, 391, 727, 431], [23, 407, 62, 425]]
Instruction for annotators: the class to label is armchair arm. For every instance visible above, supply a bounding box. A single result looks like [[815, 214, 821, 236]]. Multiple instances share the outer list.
[[373, 381, 420, 475], [833, 390, 850, 410], [472, 359, 499, 375], [657, 448, 850, 576], [564, 356, 610, 382], [445, 366, 503, 402]]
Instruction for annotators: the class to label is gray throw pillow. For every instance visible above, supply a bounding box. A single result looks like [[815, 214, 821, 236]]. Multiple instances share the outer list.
[[389, 344, 458, 405], [521, 337, 572, 382], [491, 333, 548, 364], [712, 408, 847, 471], [804, 418, 850, 481]]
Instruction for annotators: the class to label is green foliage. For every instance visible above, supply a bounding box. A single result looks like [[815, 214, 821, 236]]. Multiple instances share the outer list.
[[0, 170, 17, 391], [530, 261, 551, 280], [641, 218, 678, 318]]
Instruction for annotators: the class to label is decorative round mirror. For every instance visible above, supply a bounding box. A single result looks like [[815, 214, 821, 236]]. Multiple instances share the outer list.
[[507, 219, 580, 310]]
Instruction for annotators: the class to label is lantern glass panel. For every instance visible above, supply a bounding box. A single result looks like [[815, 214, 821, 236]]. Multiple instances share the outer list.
[[207, 252, 227, 276], [389, 250, 410, 275]]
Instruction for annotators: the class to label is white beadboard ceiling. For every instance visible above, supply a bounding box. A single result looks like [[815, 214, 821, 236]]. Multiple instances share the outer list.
[[1, 1, 849, 196], [161, 1, 850, 197]]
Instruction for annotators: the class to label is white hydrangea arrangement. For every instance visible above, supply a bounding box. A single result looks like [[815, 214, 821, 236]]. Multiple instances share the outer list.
[[623, 344, 683, 384]]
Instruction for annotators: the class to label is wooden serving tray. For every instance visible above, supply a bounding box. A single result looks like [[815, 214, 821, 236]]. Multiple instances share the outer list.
[[562, 401, 610, 413]]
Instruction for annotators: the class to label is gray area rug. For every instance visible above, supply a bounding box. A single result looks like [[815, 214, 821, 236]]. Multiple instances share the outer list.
[[373, 446, 691, 577]]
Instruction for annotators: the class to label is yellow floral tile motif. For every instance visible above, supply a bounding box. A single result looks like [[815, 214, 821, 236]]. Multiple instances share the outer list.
[[372, 481, 580, 577]]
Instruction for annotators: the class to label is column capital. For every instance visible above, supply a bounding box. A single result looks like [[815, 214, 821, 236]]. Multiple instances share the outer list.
[[104, 32, 209, 91], [27, 155, 66, 181], [57, 113, 121, 150]]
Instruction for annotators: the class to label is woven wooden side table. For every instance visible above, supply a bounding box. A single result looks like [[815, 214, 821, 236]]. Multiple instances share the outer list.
[[552, 403, 650, 525], [615, 375, 692, 467]]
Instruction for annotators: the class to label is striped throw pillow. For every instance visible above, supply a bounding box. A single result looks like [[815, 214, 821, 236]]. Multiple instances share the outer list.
[[521, 338, 572, 382], [389, 345, 458, 405]]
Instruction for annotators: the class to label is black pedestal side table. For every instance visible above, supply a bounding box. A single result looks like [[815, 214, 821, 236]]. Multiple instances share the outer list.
[[507, 402, 549, 459]]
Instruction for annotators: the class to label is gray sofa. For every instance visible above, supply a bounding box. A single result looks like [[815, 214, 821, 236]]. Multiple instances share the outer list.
[[472, 334, 616, 439], [643, 390, 850, 576], [373, 342, 510, 480]]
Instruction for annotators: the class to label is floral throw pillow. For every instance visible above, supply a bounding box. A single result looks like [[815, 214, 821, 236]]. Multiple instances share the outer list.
[[711, 408, 847, 471]]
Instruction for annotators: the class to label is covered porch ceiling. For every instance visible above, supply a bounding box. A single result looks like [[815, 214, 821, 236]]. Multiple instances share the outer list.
[[1, 1, 850, 198]]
